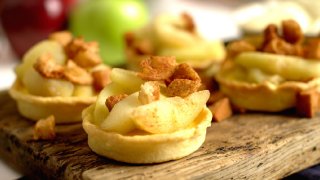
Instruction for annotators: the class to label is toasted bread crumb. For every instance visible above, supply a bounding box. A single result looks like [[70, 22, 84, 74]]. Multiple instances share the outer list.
[[48, 31, 73, 47], [138, 81, 160, 105], [105, 94, 128, 111], [64, 60, 93, 85], [33, 53, 64, 79], [92, 69, 111, 91], [138, 56, 177, 81], [296, 89, 320, 118], [33, 115, 56, 140], [209, 98, 233, 122], [65, 38, 102, 68], [166, 79, 201, 98], [282, 19, 304, 44]]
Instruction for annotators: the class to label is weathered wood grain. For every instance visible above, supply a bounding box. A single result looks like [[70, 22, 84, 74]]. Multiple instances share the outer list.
[[1, 91, 320, 180]]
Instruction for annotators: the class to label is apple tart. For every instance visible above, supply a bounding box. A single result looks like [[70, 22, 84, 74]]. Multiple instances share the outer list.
[[9, 31, 111, 123], [82, 56, 212, 163], [216, 20, 320, 116], [124, 13, 225, 70]]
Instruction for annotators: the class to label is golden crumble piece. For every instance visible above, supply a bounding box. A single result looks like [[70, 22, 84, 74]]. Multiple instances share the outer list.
[[48, 31, 73, 47], [296, 89, 320, 118], [138, 56, 177, 81], [262, 38, 303, 56], [65, 38, 102, 68], [33, 115, 56, 140], [208, 97, 233, 122], [282, 19, 304, 44], [166, 79, 201, 97], [33, 53, 64, 79], [138, 81, 160, 105], [304, 39, 320, 60], [227, 40, 256, 58], [92, 69, 111, 91], [105, 94, 128, 111], [261, 24, 279, 48], [170, 63, 200, 82], [64, 60, 93, 85], [181, 12, 195, 32]]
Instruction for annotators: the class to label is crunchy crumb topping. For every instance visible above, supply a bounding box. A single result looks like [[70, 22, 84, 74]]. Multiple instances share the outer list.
[[227, 40, 256, 58], [64, 60, 93, 85], [34, 53, 64, 79], [48, 31, 73, 47], [166, 79, 201, 98], [181, 12, 195, 32], [138, 81, 160, 104], [170, 63, 201, 82], [33, 115, 56, 140], [282, 20, 304, 44], [209, 97, 233, 122], [228, 19, 320, 60], [92, 68, 111, 91], [296, 89, 320, 118], [138, 56, 177, 81], [105, 94, 128, 111], [65, 38, 102, 68], [139, 56, 202, 98]]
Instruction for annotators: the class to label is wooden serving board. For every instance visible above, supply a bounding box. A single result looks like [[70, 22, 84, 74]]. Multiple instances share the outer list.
[[1, 91, 320, 180]]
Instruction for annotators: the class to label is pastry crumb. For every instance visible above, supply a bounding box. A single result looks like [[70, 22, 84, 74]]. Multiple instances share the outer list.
[[64, 60, 93, 85], [33, 115, 56, 140], [48, 31, 73, 47], [138, 56, 177, 81], [34, 53, 64, 79], [208, 97, 233, 122], [138, 81, 160, 104], [296, 89, 320, 118], [92, 69, 111, 91], [105, 94, 128, 111]]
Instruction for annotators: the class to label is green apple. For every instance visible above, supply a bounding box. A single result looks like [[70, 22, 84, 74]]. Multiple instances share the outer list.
[[70, 0, 149, 66]]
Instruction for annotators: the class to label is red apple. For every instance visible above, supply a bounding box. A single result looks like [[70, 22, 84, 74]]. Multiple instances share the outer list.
[[0, 0, 76, 58]]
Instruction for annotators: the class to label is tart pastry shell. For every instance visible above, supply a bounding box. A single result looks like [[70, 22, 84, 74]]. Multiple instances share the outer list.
[[9, 80, 96, 124], [82, 105, 212, 164], [216, 70, 320, 112]]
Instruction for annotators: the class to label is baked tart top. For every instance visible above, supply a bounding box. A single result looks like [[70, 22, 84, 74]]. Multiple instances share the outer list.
[[14, 31, 110, 98], [216, 20, 320, 116], [124, 13, 225, 70], [89, 56, 210, 134]]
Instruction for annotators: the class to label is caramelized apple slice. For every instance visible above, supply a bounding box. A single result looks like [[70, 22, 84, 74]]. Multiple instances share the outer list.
[[93, 83, 126, 125], [100, 92, 140, 134], [132, 90, 209, 134], [16, 40, 66, 80], [235, 52, 320, 81], [22, 68, 74, 97], [110, 68, 144, 93]]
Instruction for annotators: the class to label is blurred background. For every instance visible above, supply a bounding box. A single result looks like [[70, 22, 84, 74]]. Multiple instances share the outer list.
[[1, 0, 320, 179]]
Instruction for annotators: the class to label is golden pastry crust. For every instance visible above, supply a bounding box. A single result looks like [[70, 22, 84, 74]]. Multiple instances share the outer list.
[[125, 13, 226, 71], [10, 80, 95, 124], [216, 64, 320, 112], [82, 105, 212, 164]]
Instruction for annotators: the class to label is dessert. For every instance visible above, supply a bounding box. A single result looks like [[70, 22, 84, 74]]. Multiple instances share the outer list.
[[82, 56, 212, 163], [9, 31, 111, 123], [124, 13, 225, 70], [216, 20, 320, 117]]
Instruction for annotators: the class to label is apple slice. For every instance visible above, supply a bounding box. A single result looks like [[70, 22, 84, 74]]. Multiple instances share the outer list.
[[16, 40, 66, 80], [93, 83, 126, 125], [235, 52, 320, 81], [159, 41, 225, 63], [22, 68, 74, 97], [73, 85, 95, 97], [110, 68, 144, 93], [100, 92, 140, 134], [131, 90, 210, 134]]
